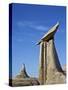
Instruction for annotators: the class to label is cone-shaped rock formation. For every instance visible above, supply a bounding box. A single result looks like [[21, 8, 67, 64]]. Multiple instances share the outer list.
[[38, 22, 66, 84], [15, 64, 29, 79], [12, 64, 40, 86]]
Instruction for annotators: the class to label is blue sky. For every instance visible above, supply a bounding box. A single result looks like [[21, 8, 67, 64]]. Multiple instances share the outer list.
[[12, 3, 66, 78]]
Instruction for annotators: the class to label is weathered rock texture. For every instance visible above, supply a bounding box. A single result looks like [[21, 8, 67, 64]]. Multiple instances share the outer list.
[[38, 22, 66, 84], [12, 78, 39, 86], [46, 39, 66, 84]]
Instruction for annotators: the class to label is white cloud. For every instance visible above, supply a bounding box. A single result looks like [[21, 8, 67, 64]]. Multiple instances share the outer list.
[[17, 21, 48, 31], [30, 24, 48, 31]]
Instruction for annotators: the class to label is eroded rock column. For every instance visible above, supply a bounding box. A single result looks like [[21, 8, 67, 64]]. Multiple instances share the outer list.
[[39, 41, 47, 84], [39, 42, 44, 84], [43, 42, 47, 84], [46, 38, 64, 84], [38, 22, 66, 84]]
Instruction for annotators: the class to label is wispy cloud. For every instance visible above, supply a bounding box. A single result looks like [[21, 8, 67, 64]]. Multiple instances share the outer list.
[[17, 21, 48, 31]]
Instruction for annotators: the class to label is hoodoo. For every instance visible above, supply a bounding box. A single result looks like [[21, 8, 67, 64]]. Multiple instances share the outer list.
[[38, 22, 66, 84], [15, 64, 29, 79], [12, 64, 40, 86]]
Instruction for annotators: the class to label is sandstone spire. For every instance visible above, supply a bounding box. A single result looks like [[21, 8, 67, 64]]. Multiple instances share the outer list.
[[12, 64, 40, 86], [38, 22, 66, 84], [15, 64, 29, 79]]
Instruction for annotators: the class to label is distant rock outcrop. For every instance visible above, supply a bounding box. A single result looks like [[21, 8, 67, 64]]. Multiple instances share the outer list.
[[12, 64, 40, 86], [15, 64, 29, 79]]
